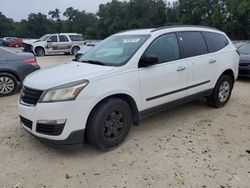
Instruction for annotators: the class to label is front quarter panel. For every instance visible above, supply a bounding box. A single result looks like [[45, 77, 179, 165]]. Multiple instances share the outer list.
[[77, 68, 141, 123]]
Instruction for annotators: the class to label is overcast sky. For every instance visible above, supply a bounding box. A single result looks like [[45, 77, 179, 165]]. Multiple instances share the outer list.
[[0, 0, 113, 21]]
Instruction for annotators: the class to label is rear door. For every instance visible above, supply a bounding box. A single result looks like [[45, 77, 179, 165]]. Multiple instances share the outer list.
[[139, 33, 188, 111], [202, 32, 230, 85], [58, 35, 72, 53], [177, 31, 213, 96]]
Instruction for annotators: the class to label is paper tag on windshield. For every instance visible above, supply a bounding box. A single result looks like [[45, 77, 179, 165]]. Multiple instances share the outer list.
[[123, 39, 140, 43]]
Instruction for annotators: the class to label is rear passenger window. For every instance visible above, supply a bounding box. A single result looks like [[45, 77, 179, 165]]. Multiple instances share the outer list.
[[203, 32, 229, 53], [69, 35, 84, 41], [179, 32, 208, 58], [59, 35, 69, 42], [145, 33, 181, 63]]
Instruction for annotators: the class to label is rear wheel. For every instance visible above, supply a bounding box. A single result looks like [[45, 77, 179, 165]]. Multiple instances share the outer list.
[[207, 75, 234, 108], [71, 46, 80, 55], [0, 73, 18, 96], [86, 98, 132, 150], [35, 47, 45, 56]]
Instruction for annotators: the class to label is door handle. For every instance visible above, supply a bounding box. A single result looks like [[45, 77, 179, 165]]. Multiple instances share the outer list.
[[177, 66, 186, 71], [209, 59, 216, 64]]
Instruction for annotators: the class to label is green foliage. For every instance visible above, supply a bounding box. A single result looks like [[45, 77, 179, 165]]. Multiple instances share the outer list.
[[0, 0, 249, 39]]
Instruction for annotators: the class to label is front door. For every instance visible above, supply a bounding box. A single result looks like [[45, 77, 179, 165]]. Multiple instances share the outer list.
[[46, 35, 60, 54], [139, 33, 188, 111]]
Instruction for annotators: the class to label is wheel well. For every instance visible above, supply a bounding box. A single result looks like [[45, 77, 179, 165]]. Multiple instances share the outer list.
[[0, 71, 20, 82], [87, 94, 140, 127], [221, 69, 235, 82], [71, 45, 80, 50], [35, 46, 45, 52]]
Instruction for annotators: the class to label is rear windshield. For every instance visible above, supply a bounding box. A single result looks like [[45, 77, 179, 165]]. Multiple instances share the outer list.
[[69, 35, 84, 41], [0, 47, 15, 56]]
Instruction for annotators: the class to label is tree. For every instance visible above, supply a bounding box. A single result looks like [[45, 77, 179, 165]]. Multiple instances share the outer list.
[[0, 12, 15, 37], [26, 13, 51, 38]]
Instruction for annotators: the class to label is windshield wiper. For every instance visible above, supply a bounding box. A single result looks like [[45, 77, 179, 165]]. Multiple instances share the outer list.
[[81, 60, 107, 66]]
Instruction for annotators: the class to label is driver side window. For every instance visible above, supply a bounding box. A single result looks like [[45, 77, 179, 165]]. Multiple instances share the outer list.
[[145, 33, 181, 64], [48, 35, 58, 42]]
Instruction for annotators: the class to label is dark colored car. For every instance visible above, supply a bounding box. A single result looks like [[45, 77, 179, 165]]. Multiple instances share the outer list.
[[9, 38, 23, 47], [0, 47, 40, 96], [0, 39, 3, 46], [237, 43, 250, 77], [2, 37, 15, 47]]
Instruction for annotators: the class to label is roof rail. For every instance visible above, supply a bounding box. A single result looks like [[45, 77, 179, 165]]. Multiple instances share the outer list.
[[117, 28, 154, 34], [151, 25, 219, 32]]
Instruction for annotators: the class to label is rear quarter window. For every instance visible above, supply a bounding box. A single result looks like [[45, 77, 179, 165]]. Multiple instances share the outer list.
[[178, 31, 208, 58], [202, 32, 229, 53], [69, 35, 84, 41]]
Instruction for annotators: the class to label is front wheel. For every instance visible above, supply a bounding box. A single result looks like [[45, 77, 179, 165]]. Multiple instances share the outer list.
[[35, 47, 45, 56], [207, 75, 234, 108], [86, 98, 132, 150], [0, 73, 18, 96]]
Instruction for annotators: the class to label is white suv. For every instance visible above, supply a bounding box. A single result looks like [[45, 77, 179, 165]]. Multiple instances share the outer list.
[[23, 33, 84, 56], [18, 26, 239, 150]]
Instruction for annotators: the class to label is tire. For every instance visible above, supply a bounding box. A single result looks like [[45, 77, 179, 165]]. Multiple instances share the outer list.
[[71, 46, 80, 55], [0, 73, 18, 97], [35, 47, 45, 56], [207, 75, 234, 108], [86, 98, 132, 150]]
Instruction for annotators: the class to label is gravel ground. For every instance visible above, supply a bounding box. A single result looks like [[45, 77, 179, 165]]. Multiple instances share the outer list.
[[0, 53, 250, 188]]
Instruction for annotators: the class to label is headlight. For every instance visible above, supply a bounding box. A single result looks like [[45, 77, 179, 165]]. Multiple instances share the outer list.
[[39, 80, 89, 103]]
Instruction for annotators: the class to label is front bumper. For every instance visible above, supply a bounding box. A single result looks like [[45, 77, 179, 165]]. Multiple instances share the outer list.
[[18, 98, 94, 149], [25, 127, 85, 149], [239, 65, 250, 77], [22, 43, 34, 54]]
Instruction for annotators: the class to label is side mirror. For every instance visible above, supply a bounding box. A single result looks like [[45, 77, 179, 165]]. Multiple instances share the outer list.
[[139, 54, 158, 68], [47, 39, 52, 42]]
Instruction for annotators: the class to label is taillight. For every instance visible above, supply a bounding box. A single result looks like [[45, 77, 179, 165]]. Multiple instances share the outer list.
[[236, 49, 240, 56], [23, 58, 37, 65]]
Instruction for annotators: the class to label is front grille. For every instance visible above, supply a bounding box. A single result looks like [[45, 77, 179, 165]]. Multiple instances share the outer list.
[[23, 43, 32, 52], [21, 86, 43, 106], [20, 116, 33, 130], [36, 123, 65, 136]]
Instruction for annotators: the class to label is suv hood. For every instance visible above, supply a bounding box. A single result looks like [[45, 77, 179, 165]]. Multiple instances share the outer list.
[[23, 39, 38, 45], [24, 61, 116, 90]]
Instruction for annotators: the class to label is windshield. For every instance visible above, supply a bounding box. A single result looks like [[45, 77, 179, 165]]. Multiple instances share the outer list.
[[239, 44, 250, 55], [38, 34, 50, 42], [79, 35, 149, 66]]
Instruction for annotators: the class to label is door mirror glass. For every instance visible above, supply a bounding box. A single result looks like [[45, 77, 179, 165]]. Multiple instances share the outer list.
[[139, 54, 158, 67]]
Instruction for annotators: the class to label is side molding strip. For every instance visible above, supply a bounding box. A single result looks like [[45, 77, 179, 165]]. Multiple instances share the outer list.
[[146, 80, 210, 101]]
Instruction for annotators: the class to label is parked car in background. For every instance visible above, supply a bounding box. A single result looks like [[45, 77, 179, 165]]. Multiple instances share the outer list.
[[18, 26, 239, 150], [0, 47, 40, 96], [8, 38, 23, 47], [0, 38, 3, 46], [74, 41, 101, 60], [237, 43, 250, 77], [23, 33, 85, 56], [2, 37, 15, 46]]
